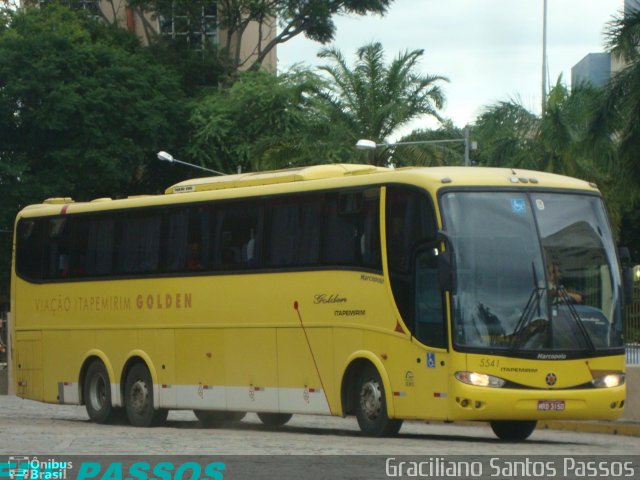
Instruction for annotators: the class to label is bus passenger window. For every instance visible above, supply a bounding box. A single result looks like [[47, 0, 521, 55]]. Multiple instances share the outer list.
[[118, 215, 161, 274], [215, 202, 263, 270], [267, 195, 321, 267], [187, 241, 203, 270], [85, 218, 115, 276], [386, 187, 438, 329], [45, 218, 70, 279], [415, 248, 446, 348], [165, 210, 189, 271], [16, 219, 45, 281], [323, 194, 358, 265]]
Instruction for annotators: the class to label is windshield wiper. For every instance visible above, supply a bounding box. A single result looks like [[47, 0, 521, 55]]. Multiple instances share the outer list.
[[510, 286, 546, 350], [556, 285, 596, 352]]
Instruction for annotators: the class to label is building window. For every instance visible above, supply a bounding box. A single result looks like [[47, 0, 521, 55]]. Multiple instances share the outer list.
[[158, 2, 217, 50], [35, 0, 101, 18]]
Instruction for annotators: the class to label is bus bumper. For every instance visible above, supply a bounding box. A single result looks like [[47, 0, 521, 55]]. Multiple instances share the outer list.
[[447, 383, 626, 421]]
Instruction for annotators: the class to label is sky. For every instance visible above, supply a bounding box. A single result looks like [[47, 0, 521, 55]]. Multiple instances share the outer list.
[[276, 0, 623, 135]]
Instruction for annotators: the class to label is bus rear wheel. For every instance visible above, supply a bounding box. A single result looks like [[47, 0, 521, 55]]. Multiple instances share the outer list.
[[124, 363, 168, 427], [257, 412, 293, 426], [84, 360, 125, 424], [355, 365, 403, 436], [490, 420, 537, 441], [194, 410, 246, 427]]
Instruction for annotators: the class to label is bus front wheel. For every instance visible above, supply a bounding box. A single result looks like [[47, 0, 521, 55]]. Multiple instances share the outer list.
[[355, 365, 403, 436], [490, 420, 537, 441], [257, 412, 293, 426], [124, 363, 168, 427], [84, 360, 124, 424]]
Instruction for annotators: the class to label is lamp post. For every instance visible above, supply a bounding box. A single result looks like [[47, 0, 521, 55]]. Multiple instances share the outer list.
[[157, 151, 227, 176], [356, 127, 476, 166]]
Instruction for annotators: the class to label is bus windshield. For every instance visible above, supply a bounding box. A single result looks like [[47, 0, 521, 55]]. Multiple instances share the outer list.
[[440, 191, 624, 355]]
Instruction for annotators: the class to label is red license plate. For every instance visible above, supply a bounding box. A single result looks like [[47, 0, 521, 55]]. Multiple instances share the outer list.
[[537, 400, 565, 411]]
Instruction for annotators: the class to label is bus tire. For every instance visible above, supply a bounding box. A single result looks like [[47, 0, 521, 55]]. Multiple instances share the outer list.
[[124, 363, 168, 427], [355, 365, 403, 436], [194, 410, 246, 427], [490, 420, 537, 441], [257, 412, 293, 426], [84, 360, 120, 424]]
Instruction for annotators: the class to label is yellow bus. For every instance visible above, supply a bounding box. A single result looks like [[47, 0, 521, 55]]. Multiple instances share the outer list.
[[11, 164, 626, 440]]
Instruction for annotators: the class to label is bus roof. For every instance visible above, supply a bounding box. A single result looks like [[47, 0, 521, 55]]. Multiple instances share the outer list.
[[165, 164, 389, 194], [19, 164, 599, 217]]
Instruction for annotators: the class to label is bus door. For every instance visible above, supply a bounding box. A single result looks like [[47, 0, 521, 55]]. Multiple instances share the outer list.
[[410, 246, 449, 419], [385, 187, 449, 419]]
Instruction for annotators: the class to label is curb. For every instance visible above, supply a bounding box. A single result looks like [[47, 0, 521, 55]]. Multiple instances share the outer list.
[[539, 420, 640, 437], [430, 419, 640, 437]]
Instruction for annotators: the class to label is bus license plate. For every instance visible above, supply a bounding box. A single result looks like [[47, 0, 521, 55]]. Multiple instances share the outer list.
[[537, 400, 565, 411]]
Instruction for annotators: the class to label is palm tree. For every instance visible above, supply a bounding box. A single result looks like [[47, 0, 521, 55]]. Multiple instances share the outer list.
[[316, 42, 447, 166], [605, 9, 640, 184], [472, 78, 622, 233], [392, 122, 468, 167]]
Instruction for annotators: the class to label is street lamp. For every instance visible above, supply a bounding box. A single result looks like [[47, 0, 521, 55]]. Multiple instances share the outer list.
[[157, 151, 227, 176], [356, 127, 477, 166]]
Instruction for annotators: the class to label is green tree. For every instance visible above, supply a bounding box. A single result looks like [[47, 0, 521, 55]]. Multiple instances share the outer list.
[[0, 5, 189, 302], [187, 68, 336, 173], [317, 42, 447, 166], [391, 122, 469, 167], [0, 5, 188, 218], [128, 0, 394, 76], [472, 79, 623, 235], [605, 9, 640, 183]]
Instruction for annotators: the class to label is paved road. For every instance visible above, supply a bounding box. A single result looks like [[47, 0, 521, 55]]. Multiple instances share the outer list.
[[1, 395, 639, 456]]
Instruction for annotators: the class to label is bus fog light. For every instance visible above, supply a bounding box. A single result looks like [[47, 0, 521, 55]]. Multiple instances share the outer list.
[[455, 371, 506, 388], [591, 373, 625, 388]]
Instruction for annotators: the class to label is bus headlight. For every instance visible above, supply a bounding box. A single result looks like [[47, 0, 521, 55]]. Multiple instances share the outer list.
[[591, 373, 625, 388], [455, 371, 506, 388]]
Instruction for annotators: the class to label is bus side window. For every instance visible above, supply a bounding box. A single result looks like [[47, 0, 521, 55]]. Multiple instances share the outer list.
[[81, 217, 115, 277], [359, 189, 381, 270], [215, 201, 263, 270], [415, 248, 446, 348], [386, 187, 438, 329], [117, 214, 161, 274], [16, 219, 45, 281], [45, 218, 70, 279], [267, 195, 321, 268], [165, 209, 189, 272], [323, 193, 357, 265]]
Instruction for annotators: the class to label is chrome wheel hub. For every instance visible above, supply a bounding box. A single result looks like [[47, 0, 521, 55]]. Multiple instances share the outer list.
[[360, 379, 382, 420], [89, 376, 107, 411], [130, 380, 150, 415]]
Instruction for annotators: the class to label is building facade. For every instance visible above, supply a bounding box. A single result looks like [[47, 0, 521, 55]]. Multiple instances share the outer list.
[[24, 1, 277, 71], [571, 52, 612, 89]]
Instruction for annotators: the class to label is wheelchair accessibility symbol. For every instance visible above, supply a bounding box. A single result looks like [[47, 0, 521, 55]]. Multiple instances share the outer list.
[[427, 352, 436, 368]]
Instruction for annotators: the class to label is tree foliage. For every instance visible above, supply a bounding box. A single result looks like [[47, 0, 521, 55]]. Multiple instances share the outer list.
[[0, 5, 187, 208], [605, 9, 640, 184], [472, 79, 624, 235], [317, 42, 447, 166], [392, 122, 469, 167], [129, 0, 394, 76], [188, 68, 341, 173]]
